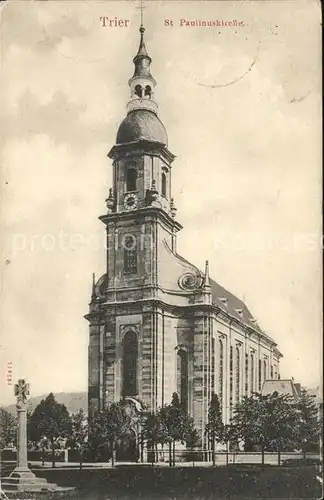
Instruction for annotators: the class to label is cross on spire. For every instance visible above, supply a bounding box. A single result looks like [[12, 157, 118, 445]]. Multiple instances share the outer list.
[[136, 0, 146, 28], [133, 0, 150, 60]]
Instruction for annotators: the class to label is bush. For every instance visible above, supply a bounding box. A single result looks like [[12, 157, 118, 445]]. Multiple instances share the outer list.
[[282, 457, 321, 466], [182, 450, 205, 462], [1, 448, 16, 461]]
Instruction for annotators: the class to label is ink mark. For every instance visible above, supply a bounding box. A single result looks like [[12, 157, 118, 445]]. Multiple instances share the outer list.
[[288, 91, 311, 104]]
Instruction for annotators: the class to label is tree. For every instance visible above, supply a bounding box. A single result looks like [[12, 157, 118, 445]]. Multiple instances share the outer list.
[[204, 393, 224, 466], [232, 392, 298, 465], [294, 388, 320, 458], [185, 424, 200, 466], [267, 393, 297, 465], [231, 395, 261, 454], [90, 403, 132, 467], [67, 409, 88, 470], [28, 393, 72, 467], [223, 424, 238, 465], [0, 408, 17, 450], [158, 393, 195, 467], [142, 412, 168, 465]]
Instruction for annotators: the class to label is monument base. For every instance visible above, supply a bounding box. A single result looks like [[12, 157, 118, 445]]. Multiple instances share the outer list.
[[1, 468, 58, 492]]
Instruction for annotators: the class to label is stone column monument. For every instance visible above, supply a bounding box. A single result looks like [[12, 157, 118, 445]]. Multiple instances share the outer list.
[[14, 379, 30, 473], [2, 379, 57, 492]]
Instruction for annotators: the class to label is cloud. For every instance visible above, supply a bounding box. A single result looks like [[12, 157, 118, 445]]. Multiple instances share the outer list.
[[1, 1, 89, 51], [1, 90, 109, 150]]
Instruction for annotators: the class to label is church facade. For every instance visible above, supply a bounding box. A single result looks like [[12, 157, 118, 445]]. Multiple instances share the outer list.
[[86, 26, 282, 444]]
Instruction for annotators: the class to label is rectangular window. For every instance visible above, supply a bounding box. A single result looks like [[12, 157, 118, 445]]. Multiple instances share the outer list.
[[258, 359, 262, 391], [270, 365, 274, 379], [124, 248, 137, 274]]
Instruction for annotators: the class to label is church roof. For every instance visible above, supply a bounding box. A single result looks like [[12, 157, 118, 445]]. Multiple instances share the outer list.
[[174, 251, 276, 341], [116, 109, 168, 145], [261, 379, 300, 399], [209, 277, 263, 333]]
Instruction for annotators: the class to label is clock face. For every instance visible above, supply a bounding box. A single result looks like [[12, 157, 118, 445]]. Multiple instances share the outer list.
[[124, 193, 138, 211]]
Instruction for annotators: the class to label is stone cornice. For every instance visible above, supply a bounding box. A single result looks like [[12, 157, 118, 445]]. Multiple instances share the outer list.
[[85, 296, 277, 349], [108, 140, 176, 164], [99, 206, 182, 233], [273, 346, 284, 358]]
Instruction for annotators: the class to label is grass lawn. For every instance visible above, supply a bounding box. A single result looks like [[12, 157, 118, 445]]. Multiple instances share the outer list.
[[2, 464, 319, 500]]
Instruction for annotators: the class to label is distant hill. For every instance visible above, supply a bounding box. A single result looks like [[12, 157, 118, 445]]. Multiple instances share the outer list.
[[3, 391, 87, 415]]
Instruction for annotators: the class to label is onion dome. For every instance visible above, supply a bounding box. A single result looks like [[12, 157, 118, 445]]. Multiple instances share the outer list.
[[116, 109, 168, 145]]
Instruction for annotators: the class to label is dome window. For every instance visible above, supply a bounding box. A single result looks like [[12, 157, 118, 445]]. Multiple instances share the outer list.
[[144, 85, 152, 98], [126, 165, 137, 192]]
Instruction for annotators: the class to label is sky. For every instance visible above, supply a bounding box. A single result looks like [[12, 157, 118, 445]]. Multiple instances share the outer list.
[[0, 0, 322, 405]]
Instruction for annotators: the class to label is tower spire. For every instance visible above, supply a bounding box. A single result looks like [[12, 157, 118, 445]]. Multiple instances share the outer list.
[[135, 24, 149, 59], [132, 25, 154, 80], [203, 260, 211, 289], [91, 272, 96, 300]]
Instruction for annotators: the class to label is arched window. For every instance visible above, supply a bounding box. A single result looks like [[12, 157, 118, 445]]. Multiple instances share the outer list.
[[126, 166, 137, 192], [122, 331, 138, 397], [235, 346, 240, 404], [270, 365, 273, 379], [218, 339, 223, 411], [176, 349, 188, 413], [134, 85, 142, 98], [263, 359, 267, 382], [161, 172, 167, 198], [245, 353, 249, 395], [250, 353, 254, 394], [229, 346, 233, 415], [144, 85, 151, 98], [123, 235, 137, 274]]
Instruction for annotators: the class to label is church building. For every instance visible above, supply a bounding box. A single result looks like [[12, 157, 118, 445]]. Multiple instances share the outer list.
[[86, 25, 282, 445]]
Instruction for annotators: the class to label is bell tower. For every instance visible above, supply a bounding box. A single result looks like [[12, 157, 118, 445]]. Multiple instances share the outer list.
[[105, 25, 175, 217], [101, 25, 182, 294]]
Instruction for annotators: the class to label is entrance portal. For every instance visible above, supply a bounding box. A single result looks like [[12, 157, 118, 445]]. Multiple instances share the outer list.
[[115, 430, 138, 462]]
